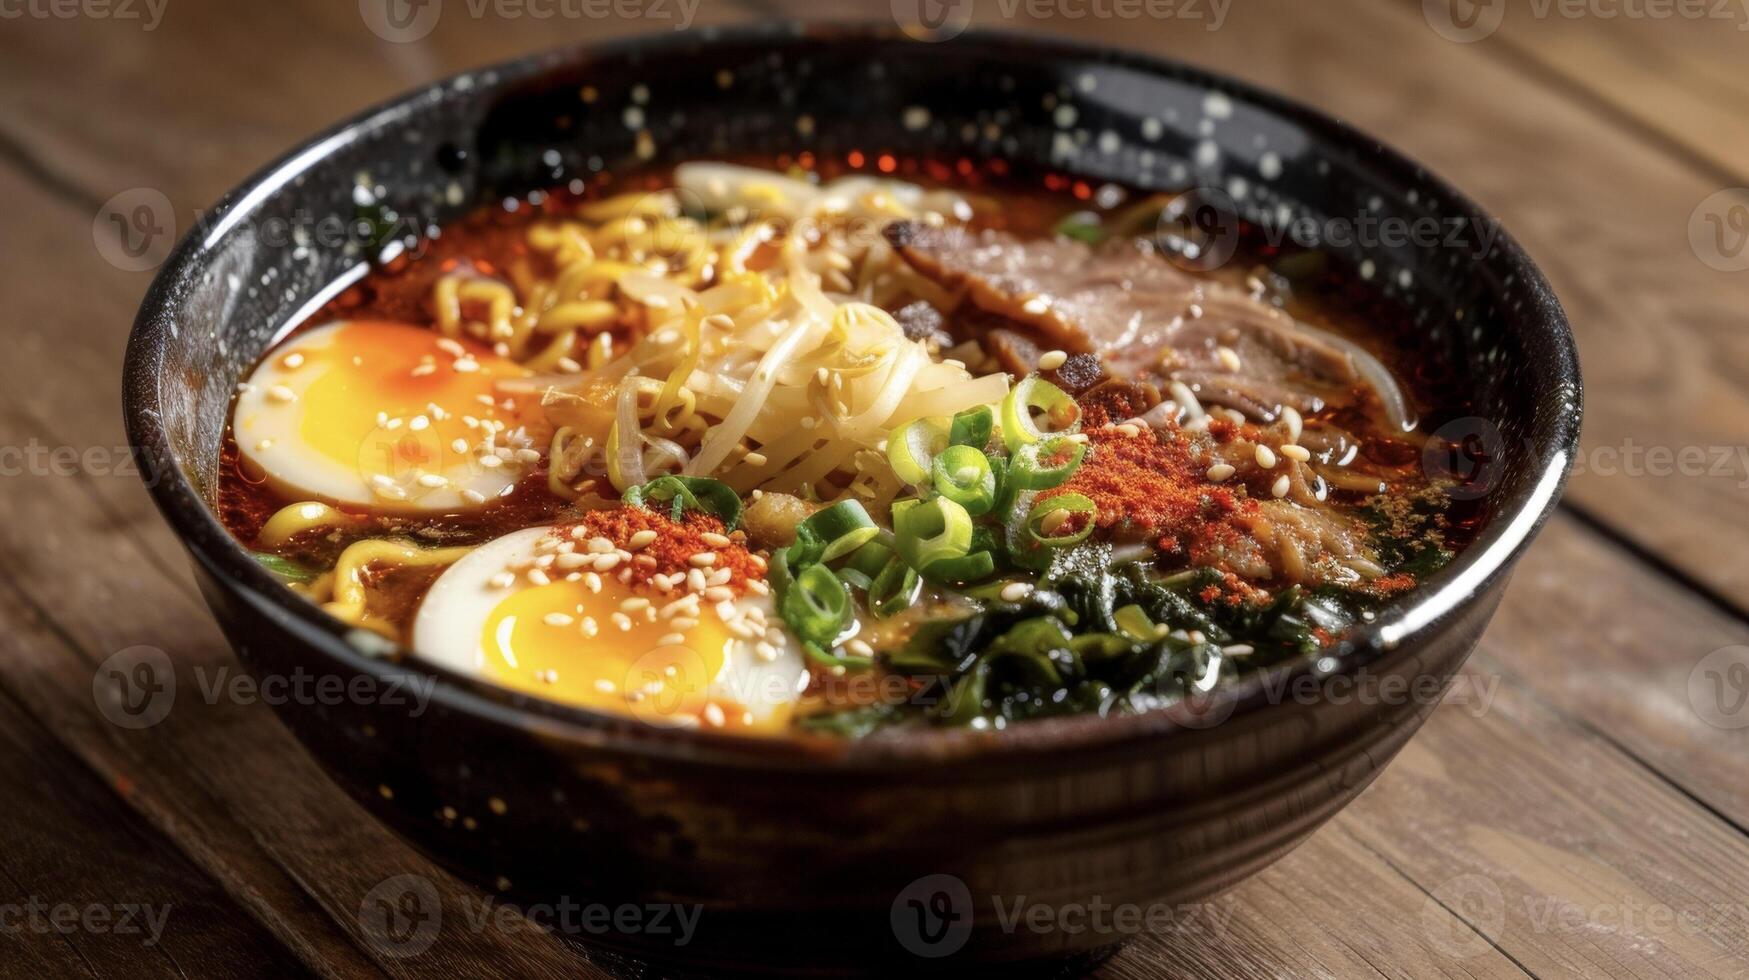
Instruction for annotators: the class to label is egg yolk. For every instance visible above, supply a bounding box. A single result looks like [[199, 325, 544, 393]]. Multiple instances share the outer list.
[[293, 321, 531, 479], [480, 578, 778, 732]]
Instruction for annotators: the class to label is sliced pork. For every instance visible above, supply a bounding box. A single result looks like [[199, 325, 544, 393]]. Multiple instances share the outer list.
[[885, 221, 1372, 420]]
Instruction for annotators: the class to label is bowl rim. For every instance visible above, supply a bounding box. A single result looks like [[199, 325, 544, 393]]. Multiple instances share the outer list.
[[124, 20, 1581, 769]]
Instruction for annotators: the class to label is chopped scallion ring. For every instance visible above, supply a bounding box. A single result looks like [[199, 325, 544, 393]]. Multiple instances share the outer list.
[[802, 499, 881, 562], [894, 496, 974, 571], [886, 417, 949, 486], [1026, 493, 1097, 548], [1007, 435, 1087, 491], [1001, 375, 1081, 451], [931, 444, 998, 516]]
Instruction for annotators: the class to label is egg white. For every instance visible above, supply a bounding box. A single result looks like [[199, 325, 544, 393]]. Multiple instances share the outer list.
[[412, 526, 806, 728], [232, 320, 539, 512]]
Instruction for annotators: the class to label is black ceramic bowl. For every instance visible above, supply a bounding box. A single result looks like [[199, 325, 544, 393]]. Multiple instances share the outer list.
[[125, 22, 1580, 975]]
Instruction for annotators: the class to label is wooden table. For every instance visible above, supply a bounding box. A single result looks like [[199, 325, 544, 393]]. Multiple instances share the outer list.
[[2, 0, 1746, 975]]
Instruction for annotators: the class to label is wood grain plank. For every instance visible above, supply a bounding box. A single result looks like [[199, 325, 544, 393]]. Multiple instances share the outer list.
[[1439, 0, 1749, 181], [0, 681, 303, 980]]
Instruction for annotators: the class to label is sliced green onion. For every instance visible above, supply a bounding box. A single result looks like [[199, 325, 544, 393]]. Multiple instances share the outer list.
[[800, 639, 873, 671], [931, 444, 998, 516], [893, 496, 974, 571], [802, 499, 880, 562], [843, 537, 897, 580], [1114, 604, 1165, 643], [886, 417, 949, 486], [253, 552, 316, 583], [948, 405, 994, 449], [1054, 211, 1106, 244], [623, 475, 743, 530], [922, 550, 996, 584], [869, 558, 922, 618], [1001, 375, 1082, 451], [836, 567, 875, 590], [1007, 435, 1087, 491], [1026, 493, 1097, 548], [780, 562, 853, 647]]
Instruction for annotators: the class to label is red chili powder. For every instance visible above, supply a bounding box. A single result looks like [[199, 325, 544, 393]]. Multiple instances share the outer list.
[[1043, 422, 1260, 570], [568, 506, 765, 595]]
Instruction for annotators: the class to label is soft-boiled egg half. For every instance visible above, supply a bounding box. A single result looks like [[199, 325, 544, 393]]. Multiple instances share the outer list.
[[412, 526, 806, 733], [232, 320, 542, 511]]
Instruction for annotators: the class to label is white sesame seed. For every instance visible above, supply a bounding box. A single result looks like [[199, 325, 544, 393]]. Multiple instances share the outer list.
[[479, 454, 503, 469], [703, 703, 726, 728], [611, 612, 633, 631], [416, 473, 448, 488], [280, 352, 305, 369], [409, 415, 430, 431], [580, 617, 599, 637], [489, 571, 516, 589], [1280, 444, 1311, 462], [451, 438, 470, 454], [543, 612, 574, 627], [460, 489, 486, 504], [527, 568, 551, 586], [743, 451, 769, 467], [686, 568, 708, 592], [1223, 644, 1255, 658], [1215, 346, 1242, 372], [555, 553, 590, 569], [703, 586, 734, 603], [999, 582, 1033, 602], [1282, 406, 1303, 443], [689, 552, 717, 567], [587, 536, 615, 554], [1022, 295, 1050, 315], [628, 530, 658, 549], [1206, 463, 1236, 482], [254, 439, 274, 451], [846, 639, 875, 658], [1254, 445, 1277, 469], [594, 553, 622, 571], [754, 641, 778, 662], [452, 359, 480, 373], [700, 532, 732, 549], [593, 678, 616, 693], [657, 632, 687, 647], [1271, 474, 1291, 498], [1116, 423, 1141, 437], [267, 384, 296, 403], [668, 616, 699, 630], [620, 597, 651, 613], [1038, 349, 1068, 371]]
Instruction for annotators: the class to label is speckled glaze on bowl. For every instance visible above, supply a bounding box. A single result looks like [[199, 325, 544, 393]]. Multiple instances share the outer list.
[[125, 22, 1580, 975]]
